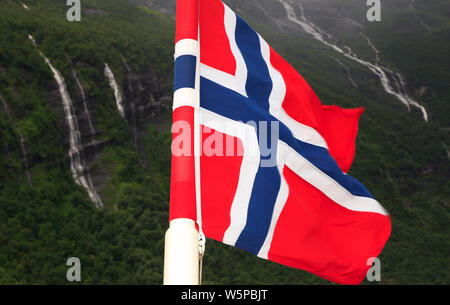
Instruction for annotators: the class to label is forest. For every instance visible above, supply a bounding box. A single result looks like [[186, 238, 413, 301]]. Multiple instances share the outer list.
[[0, 0, 448, 284]]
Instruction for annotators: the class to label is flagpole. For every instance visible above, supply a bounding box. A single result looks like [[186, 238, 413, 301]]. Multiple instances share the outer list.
[[164, 0, 201, 285], [164, 219, 199, 284]]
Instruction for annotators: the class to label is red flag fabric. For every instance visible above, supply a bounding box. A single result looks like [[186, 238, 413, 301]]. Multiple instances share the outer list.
[[170, 0, 391, 284]]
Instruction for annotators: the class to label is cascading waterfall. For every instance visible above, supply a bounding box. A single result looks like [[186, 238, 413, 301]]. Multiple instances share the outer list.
[[343, 15, 384, 63], [253, 0, 270, 18], [0, 94, 13, 125], [409, 0, 431, 31], [68, 57, 107, 174], [28, 34, 36, 46], [104, 63, 125, 118], [329, 55, 357, 88], [120, 55, 138, 147], [344, 17, 364, 30], [70, 61, 96, 135], [18, 133, 32, 186], [443, 143, 450, 162], [359, 32, 380, 63], [251, 0, 272, 23], [251, 0, 284, 32], [1, 93, 33, 187], [28, 35, 104, 208], [277, 0, 429, 122], [120, 54, 132, 74], [0, 95, 12, 119]]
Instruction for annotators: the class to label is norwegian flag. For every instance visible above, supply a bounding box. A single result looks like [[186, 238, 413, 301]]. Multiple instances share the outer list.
[[170, 0, 391, 284]]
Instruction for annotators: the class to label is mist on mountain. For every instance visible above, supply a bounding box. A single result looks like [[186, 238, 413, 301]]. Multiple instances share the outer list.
[[0, 0, 448, 284]]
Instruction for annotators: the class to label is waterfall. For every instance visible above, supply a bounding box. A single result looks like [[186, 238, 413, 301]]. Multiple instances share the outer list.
[[104, 63, 125, 118], [276, 0, 429, 122], [22, 3, 30, 10], [329, 55, 357, 88], [120, 54, 132, 73], [68, 57, 107, 175], [359, 32, 380, 63], [1, 93, 33, 187], [0, 94, 12, 119], [29, 35, 104, 208], [443, 143, 450, 162], [28, 34, 36, 46], [344, 17, 364, 30], [120, 55, 139, 147], [409, 0, 431, 31], [18, 133, 32, 187], [68, 58, 96, 135]]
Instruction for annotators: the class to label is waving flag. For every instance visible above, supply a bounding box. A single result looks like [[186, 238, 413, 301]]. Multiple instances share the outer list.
[[170, 0, 391, 285]]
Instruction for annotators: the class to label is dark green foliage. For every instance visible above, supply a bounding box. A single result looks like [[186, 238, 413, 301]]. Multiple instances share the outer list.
[[0, 0, 172, 284], [0, 0, 448, 285]]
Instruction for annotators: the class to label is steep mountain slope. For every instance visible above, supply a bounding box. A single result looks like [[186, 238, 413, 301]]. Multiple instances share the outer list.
[[131, 0, 450, 284], [0, 0, 174, 284], [0, 0, 448, 284], [138, 0, 450, 124]]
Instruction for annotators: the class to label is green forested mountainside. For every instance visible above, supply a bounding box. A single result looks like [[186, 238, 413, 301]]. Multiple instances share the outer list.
[[0, 0, 175, 284], [304, 0, 450, 126], [0, 0, 449, 284]]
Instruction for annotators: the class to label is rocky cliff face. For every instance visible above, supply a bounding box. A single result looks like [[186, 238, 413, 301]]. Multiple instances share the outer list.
[[121, 57, 171, 148], [134, 0, 447, 125], [24, 36, 170, 207], [0, 1, 176, 209], [0, 91, 33, 187], [60, 57, 170, 206], [0, 0, 448, 285]]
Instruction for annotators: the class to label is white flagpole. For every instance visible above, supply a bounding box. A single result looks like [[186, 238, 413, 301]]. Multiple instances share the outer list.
[[164, 218, 199, 284], [163, 0, 202, 285], [163, 40, 202, 284], [194, 20, 205, 284]]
